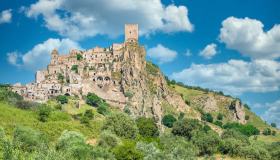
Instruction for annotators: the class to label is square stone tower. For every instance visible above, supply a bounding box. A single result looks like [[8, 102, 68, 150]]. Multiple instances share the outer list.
[[125, 24, 138, 43]]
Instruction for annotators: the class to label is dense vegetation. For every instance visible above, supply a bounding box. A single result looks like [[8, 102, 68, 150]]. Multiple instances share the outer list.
[[0, 85, 279, 159]]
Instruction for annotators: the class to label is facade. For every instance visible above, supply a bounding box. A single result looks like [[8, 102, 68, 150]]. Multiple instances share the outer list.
[[12, 24, 140, 105]]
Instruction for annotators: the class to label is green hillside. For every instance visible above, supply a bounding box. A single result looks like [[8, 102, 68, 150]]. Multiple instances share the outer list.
[[0, 85, 279, 160]]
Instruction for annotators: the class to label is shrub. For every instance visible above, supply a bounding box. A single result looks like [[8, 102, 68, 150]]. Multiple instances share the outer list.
[[161, 114, 177, 128], [223, 122, 260, 136], [58, 73, 64, 83], [172, 118, 202, 140], [136, 117, 159, 137], [91, 146, 116, 160], [136, 142, 164, 160], [37, 104, 52, 122], [263, 128, 272, 135], [97, 104, 109, 115], [56, 95, 68, 104], [184, 100, 190, 105], [267, 142, 280, 160], [272, 130, 276, 136], [201, 113, 213, 123], [123, 105, 131, 115], [244, 104, 251, 110], [160, 135, 198, 159], [13, 126, 47, 152], [71, 65, 78, 73], [76, 54, 83, 61], [113, 141, 143, 160], [178, 112, 185, 120], [192, 130, 221, 155], [84, 109, 94, 119], [80, 115, 90, 126], [217, 113, 223, 121], [214, 120, 223, 127], [271, 123, 277, 128], [86, 92, 103, 107], [98, 131, 120, 148], [56, 130, 91, 159], [219, 138, 245, 156], [49, 111, 71, 121], [239, 143, 271, 160], [102, 112, 138, 139], [245, 115, 250, 120], [15, 100, 39, 109]]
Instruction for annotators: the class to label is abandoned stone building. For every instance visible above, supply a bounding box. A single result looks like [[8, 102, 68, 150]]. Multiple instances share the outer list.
[[13, 24, 140, 105]]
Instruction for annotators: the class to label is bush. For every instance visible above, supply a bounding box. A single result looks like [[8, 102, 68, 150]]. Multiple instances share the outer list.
[[102, 112, 138, 139], [71, 65, 78, 73], [160, 135, 198, 159], [161, 114, 177, 128], [271, 123, 277, 128], [15, 100, 39, 109], [171, 118, 202, 140], [263, 128, 272, 135], [219, 138, 245, 156], [245, 115, 250, 120], [84, 109, 94, 119], [113, 141, 143, 160], [214, 120, 223, 127], [13, 126, 47, 152], [49, 111, 71, 121], [37, 104, 52, 122], [136, 117, 159, 137], [76, 54, 83, 61], [272, 130, 276, 136], [58, 73, 64, 83], [223, 122, 260, 136], [217, 113, 223, 121], [201, 113, 213, 123], [80, 115, 90, 126], [56, 95, 68, 104], [192, 130, 221, 155], [98, 131, 120, 148], [136, 142, 164, 160], [56, 130, 91, 159], [91, 146, 116, 160], [178, 112, 185, 120], [239, 143, 271, 160], [267, 142, 280, 160], [97, 104, 109, 115], [86, 92, 104, 107]]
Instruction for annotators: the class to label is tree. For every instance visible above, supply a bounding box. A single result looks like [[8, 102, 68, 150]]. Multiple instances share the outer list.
[[37, 104, 52, 122], [56, 95, 68, 104], [102, 112, 138, 139], [71, 65, 78, 73], [136, 142, 164, 160], [136, 117, 159, 137], [58, 73, 64, 83], [98, 131, 120, 148], [113, 141, 143, 160], [223, 123, 260, 136], [271, 123, 277, 128], [162, 114, 177, 128], [86, 92, 103, 107], [201, 113, 213, 123], [172, 118, 202, 140], [217, 113, 223, 121]]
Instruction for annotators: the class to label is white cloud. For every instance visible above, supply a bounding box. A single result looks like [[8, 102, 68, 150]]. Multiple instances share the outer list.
[[0, 9, 12, 24], [25, 0, 193, 40], [199, 43, 217, 59], [219, 17, 280, 60], [262, 100, 280, 128], [7, 38, 81, 71], [147, 44, 177, 64], [171, 59, 280, 95]]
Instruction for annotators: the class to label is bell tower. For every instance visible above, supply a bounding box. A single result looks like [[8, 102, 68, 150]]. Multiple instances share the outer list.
[[125, 24, 138, 43]]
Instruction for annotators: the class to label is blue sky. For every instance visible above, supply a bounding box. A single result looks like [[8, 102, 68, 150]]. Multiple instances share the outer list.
[[0, 0, 280, 126]]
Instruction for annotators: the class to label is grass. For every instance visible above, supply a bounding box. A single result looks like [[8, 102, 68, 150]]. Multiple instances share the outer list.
[[244, 108, 270, 130], [0, 102, 104, 142]]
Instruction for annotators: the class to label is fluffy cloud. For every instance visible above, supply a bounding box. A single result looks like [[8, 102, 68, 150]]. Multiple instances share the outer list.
[[262, 100, 280, 128], [171, 59, 280, 95], [199, 43, 217, 59], [147, 44, 177, 64], [7, 38, 81, 71], [0, 9, 12, 24], [25, 0, 193, 40], [219, 17, 280, 60]]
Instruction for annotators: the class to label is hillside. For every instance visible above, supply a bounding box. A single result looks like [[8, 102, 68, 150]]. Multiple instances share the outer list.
[[1, 83, 280, 159]]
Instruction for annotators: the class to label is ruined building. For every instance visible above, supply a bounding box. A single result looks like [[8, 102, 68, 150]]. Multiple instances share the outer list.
[[13, 24, 187, 120]]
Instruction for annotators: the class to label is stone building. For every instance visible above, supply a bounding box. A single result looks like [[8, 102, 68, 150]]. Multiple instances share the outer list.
[[12, 24, 139, 104]]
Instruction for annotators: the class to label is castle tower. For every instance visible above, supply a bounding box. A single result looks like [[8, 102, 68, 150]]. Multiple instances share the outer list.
[[125, 24, 138, 43], [50, 49, 58, 64]]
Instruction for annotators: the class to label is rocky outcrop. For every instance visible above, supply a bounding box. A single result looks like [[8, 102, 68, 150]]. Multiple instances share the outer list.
[[228, 100, 246, 124]]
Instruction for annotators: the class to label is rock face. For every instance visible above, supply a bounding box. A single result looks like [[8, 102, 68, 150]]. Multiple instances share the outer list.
[[12, 24, 187, 122]]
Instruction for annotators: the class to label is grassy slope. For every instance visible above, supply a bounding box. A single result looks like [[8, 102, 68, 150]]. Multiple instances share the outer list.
[[0, 102, 104, 142], [172, 84, 280, 143]]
